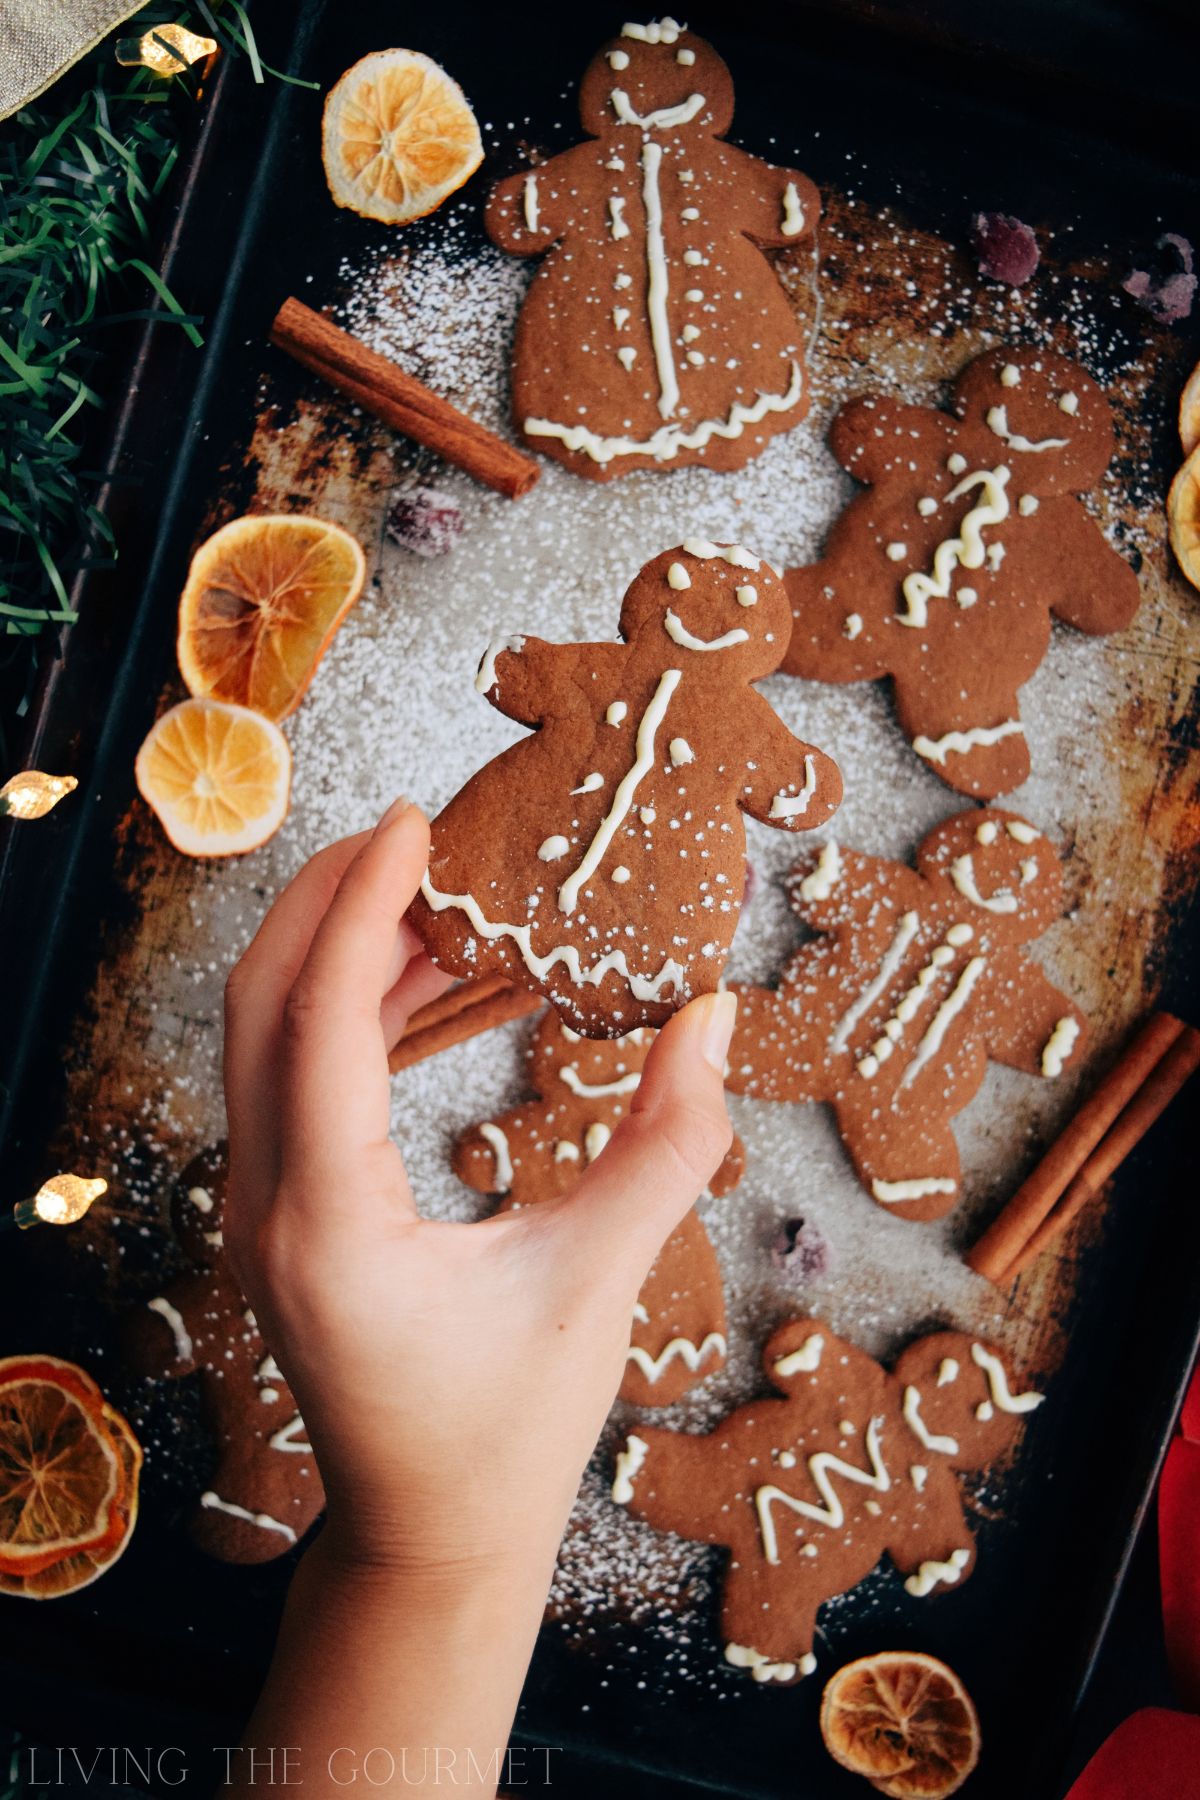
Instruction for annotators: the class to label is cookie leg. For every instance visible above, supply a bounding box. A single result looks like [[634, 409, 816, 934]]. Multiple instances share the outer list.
[[726, 983, 826, 1103], [840, 1103, 963, 1222], [720, 1572, 820, 1684], [894, 676, 1031, 800], [620, 1211, 727, 1409]]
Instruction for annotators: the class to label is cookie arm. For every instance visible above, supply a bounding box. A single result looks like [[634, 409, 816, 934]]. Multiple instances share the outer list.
[[721, 145, 820, 248], [783, 847, 923, 934], [737, 700, 842, 833], [452, 1104, 551, 1200], [982, 965, 1086, 1079], [485, 157, 571, 256], [1043, 504, 1141, 636], [829, 398, 955, 486], [123, 1276, 206, 1379], [614, 1424, 728, 1543]]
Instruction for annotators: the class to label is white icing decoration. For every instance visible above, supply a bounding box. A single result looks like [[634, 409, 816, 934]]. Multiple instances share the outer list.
[[956, 587, 978, 608], [755, 1419, 890, 1563], [269, 1414, 313, 1454], [669, 737, 693, 766], [188, 1186, 214, 1213], [683, 247, 703, 265], [560, 1063, 641, 1100], [937, 1359, 960, 1387], [475, 634, 524, 695], [554, 1141, 580, 1163], [1000, 363, 1021, 388], [946, 923, 973, 946], [769, 755, 817, 820], [886, 541, 907, 561], [538, 835, 569, 862], [676, 46, 695, 64], [524, 361, 803, 466], [612, 865, 631, 883], [681, 206, 700, 222], [617, 345, 638, 370], [735, 584, 757, 607], [559, 669, 680, 914], [898, 467, 1010, 627], [681, 539, 760, 570], [639, 140, 677, 419], [843, 612, 863, 639], [682, 324, 701, 342], [612, 1433, 649, 1503], [571, 771, 604, 794], [1006, 819, 1038, 843], [621, 17, 683, 44], [523, 174, 539, 232], [800, 841, 841, 902], [584, 1121, 611, 1161], [911, 1464, 928, 1491], [913, 720, 1024, 768], [686, 350, 704, 367], [479, 1122, 514, 1192], [259, 1387, 280, 1405], [976, 820, 998, 845], [611, 88, 706, 133], [1020, 857, 1038, 885], [905, 1548, 971, 1597], [626, 1331, 726, 1382], [917, 496, 938, 516], [200, 1492, 297, 1543], [667, 561, 691, 590], [971, 1343, 1044, 1413], [684, 287, 703, 301], [613, 306, 631, 329], [664, 608, 749, 652], [1059, 391, 1079, 415], [607, 701, 627, 725], [986, 404, 1068, 453], [901, 956, 986, 1089], [774, 1334, 824, 1376], [147, 1297, 193, 1362], [1041, 1016, 1080, 1077], [725, 1643, 815, 1683], [1019, 494, 1039, 515], [832, 911, 920, 1052], [608, 196, 629, 241], [607, 48, 630, 69], [871, 1176, 957, 1203], [781, 181, 805, 237], [986, 542, 1006, 571], [632, 1303, 650, 1324], [640, 806, 656, 823], [977, 1401, 994, 1422], [950, 852, 1018, 913], [903, 1386, 958, 1456]]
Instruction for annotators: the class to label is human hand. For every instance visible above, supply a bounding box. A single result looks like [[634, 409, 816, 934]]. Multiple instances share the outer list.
[[222, 799, 737, 1584]]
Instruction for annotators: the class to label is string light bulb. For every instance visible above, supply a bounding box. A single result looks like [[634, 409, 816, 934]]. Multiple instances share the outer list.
[[115, 24, 218, 75], [0, 771, 77, 820], [10, 1175, 108, 1231]]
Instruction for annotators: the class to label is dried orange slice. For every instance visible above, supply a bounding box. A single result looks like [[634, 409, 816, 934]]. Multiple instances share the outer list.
[[136, 697, 291, 857], [820, 1651, 981, 1798], [1168, 443, 1200, 593], [177, 515, 366, 721], [322, 49, 483, 225], [1, 1404, 142, 1599], [1179, 360, 1200, 457], [0, 1356, 137, 1584]]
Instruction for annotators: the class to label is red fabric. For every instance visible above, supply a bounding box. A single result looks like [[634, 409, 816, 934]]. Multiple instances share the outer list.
[[1063, 1708, 1200, 1799], [1160, 1365, 1200, 1712]]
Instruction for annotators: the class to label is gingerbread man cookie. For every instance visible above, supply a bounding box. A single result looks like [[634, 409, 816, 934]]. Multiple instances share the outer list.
[[726, 808, 1087, 1220], [123, 1148, 324, 1563], [454, 1010, 744, 1407], [783, 347, 1140, 796], [411, 544, 841, 1037], [486, 18, 819, 479], [613, 1317, 1043, 1684]]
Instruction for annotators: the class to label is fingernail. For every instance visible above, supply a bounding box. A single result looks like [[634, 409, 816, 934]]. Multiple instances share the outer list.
[[694, 990, 737, 1072], [375, 795, 410, 833]]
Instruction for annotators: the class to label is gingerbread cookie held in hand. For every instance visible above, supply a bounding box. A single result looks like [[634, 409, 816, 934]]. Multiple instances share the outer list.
[[727, 809, 1087, 1220], [783, 348, 1140, 796], [454, 1011, 745, 1407], [486, 19, 819, 478], [614, 1318, 1043, 1685], [411, 544, 841, 1038], [123, 1148, 324, 1563]]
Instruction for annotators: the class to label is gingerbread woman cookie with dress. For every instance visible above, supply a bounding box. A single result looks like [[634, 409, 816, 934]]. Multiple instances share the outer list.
[[783, 347, 1140, 796], [726, 808, 1087, 1220], [453, 1010, 745, 1407], [614, 1316, 1043, 1685], [486, 17, 819, 478], [123, 1147, 324, 1563], [411, 543, 841, 1038]]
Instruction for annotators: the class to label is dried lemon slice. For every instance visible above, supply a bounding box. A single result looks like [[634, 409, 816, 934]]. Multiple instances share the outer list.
[[1168, 442, 1200, 593], [136, 698, 291, 857], [322, 48, 483, 225]]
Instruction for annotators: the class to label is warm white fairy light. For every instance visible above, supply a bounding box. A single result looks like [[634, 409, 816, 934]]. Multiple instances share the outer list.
[[115, 24, 218, 76], [9, 1175, 108, 1232]]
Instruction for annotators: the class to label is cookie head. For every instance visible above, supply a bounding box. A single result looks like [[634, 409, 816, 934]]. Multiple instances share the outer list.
[[620, 544, 791, 682], [578, 22, 734, 138], [526, 1011, 653, 1098], [894, 1331, 1042, 1469], [953, 348, 1114, 494], [916, 809, 1064, 944], [171, 1144, 228, 1267]]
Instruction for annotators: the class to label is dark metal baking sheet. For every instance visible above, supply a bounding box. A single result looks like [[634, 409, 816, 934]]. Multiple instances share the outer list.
[[1, 4, 1198, 1795]]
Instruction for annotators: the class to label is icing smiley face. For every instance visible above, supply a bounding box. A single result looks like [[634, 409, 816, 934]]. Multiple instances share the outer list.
[[578, 23, 735, 139], [915, 808, 1064, 944], [953, 348, 1115, 495], [619, 543, 794, 683]]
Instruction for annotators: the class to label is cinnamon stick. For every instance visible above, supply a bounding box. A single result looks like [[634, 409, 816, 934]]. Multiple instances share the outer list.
[[966, 1011, 1199, 1284], [389, 979, 540, 1073], [269, 297, 540, 500]]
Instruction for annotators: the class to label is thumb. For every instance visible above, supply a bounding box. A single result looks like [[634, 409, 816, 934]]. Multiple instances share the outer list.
[[547, 991, 737, 1265]]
